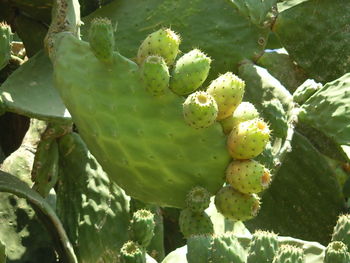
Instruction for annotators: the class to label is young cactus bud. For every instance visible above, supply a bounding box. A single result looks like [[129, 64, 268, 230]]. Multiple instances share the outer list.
[[130, 209, 155, 248], [227, 118, 270, 159], [183, 91, 218, 129], [226, 160, 271, 194], [331, 214, 350, 250], [324, 241, 350, 263], [137, 28, 180, 66], [179, 208, 214, 238], [120, 241, 146, 263], [170, 49, 211, 95], [207, 72, 245, 120], [140, 55, 170, 96], [88, 18, 115, 63], [214, 185, 261, 221], [293, 79, 322, 105], [0, 22, 12, 70], [247, 230, 279, 263], [185, 186, 211, 213], [272, 245, 305, 263], [220, 102, 259, 135]]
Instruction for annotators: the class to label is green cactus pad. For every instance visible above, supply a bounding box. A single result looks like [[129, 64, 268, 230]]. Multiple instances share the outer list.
[[130, 209, 156, 248], [226, 160, 271, 194], [261, 99, 288, 139], [293, 79, 322, 105], [52, 32, 230, 208], [247, 230, 278, 263], [88, 17, 115, 63], [324, 241, 350, 263], [214, 185, 261, 221], [186, 234, 212, 263], [0, 22, 12, 71], [185, 186, 211, 213], [179, 208, 214, 238], [170, 49, 211, 95], [273, 0, 350, 83], [120, 241, 146, 263], [182, 91, 218, 129], [137, 28, 180, 66], [207, 72, 245, 120], [140, 55, 170, 96], [227, 118, 270, 160], [272, 245, 305, 263]]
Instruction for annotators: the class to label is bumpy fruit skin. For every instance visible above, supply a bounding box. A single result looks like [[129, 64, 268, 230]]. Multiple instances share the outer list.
[[170, 49, 211, 95], [130, 209, 155, 248], [179, 208, 214, 238], [324, 241, 350, 263], [207, 72, 245, 120], [272, 245, 305, 263], [183, 91, 218, 129], [214, 185, 260, 221], [140, 55, 170, 96], [220, 102, 259, 135], [247, 230, 278, 263], [120, 241, 146, 263], [227, 118, 270, 159], [331, 214, 350, 249], [226, 159, 271, 194], [0, 22, 12, 71], [137, 28, 180, 66], [88, 18, 115, 63], [185, 186, 211, 213]]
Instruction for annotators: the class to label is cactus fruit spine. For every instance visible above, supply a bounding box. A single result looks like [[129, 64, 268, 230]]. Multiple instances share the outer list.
[[130, 209, 156, 248], [324, 241, 350, 263], [120, 241, 146, 263], [247, 230, 278, 263], [182, 91, 218, 129], [170, 49, 211, 95], [0, 22, 12, 71], [272, 245, 305, 263]]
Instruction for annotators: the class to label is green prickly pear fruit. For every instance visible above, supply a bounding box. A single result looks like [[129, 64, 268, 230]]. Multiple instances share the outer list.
[[170, 49, 211, 95], [137, 28, 181, 66], [179, 208, 214, 238], [88, 17, 115, 63], [130, 209, 156, 248], [331, 214, 350, 250], [185, 186, 211, 213], [140, 55, 170, 96], [206, 72, 245, 120], [226, 160, 272, 194], [293, 79, 322, 105], [220, 102, 259, 135], [183, 91, 218, 129], [272, 245, 305, 263], [227, 118, 270, 159], [120, 241, 146, 263], [0, 22, 12, 71], [324, 241, 350, 263], [214, 185, 261, 221], [186, 234, 213, 263], [247, 230, 279, 263]]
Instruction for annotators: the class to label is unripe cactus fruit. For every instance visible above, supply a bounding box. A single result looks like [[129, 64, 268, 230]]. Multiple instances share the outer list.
[[247, 230, 278, 263], [206, 72, 245, 120], [324, 241, 350, 263], [170, 49, 211, 95], [120, 241, 146, 263], [272, 245, 305, 263], [140, 55, 170, 96], [137, 28, 181, 66], [227, 118, 270, 159], [226, 159, 271, 194], [214, 185, 261, 221], [331, 214, 350, 250], [88, 18, 115, 63], [179, 208, 214, 238], [0, 22, 12, 70], [183, 91, 218, 129], [220, 102, 259, 135], [185, 186, 211, 213], [130, 209, 155, 248]]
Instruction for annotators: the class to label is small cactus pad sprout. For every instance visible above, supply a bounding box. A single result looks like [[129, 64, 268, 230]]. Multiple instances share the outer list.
[[140, 55, 170, 96], [183, 91, 218, 129], [179, 208, 214, 238], [137, 28, 181, 66], [130, 209, 155, 248], [0, 21, 12, 70], [88, 17, 115, 63], [293, 79, 322, 105], [272, 245, 305, 263], [247, 230, 279, 263], [226, 159, 271, 194], [214, 185, 261, 221], [170, 49, 211, 95], [331, 214, 350, 249], [324, 241, 350, 263], [227, 118, 270, 159], [221, 101, 260, 135], [185, 186, 211, 213], [120, 241, 146, 263], [207, 72, 245, 120]]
